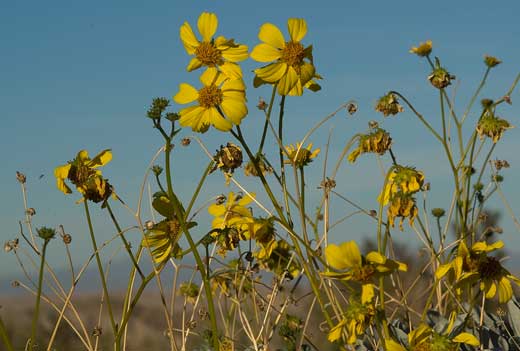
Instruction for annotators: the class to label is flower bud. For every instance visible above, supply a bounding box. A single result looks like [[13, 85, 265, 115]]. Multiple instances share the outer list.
[[431, 208, 445, 218], [37, 227, 56, 241], [484, 55, 501, 68], [16, 171, 26, 184]]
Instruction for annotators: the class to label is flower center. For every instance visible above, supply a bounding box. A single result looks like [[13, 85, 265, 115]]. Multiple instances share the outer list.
[[281, 41, 305, 67], [198, 85, 223, 108], [478, 256, 502, 279], [353, 265, 376, 282], [68, 164, 95, 186], [195, 42, 223, 66]]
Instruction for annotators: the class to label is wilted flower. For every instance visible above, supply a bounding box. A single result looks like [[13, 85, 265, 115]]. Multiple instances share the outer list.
[[409, 40, 432, 57], [179, 12, 248, 79], [375, 93, 404, 117], [142, 219, 182, 264], [328, 297, 376, 344], [436, 240, 520, 303], [323, 241, 407, 303], [284, 142, 320, 167], [484, 55, 502, 68], [179, 282, 200, 304], [476, 112, 513, 143], [244, 155, 273, 177], [250, 18, 321, 96], [54, 149, 113, 203], [385, 323, 479, 351], [379, 166, 425, 206], [348, 128, 392, 163], [387, 193, 419, 230], [173, 68, 247, 132], [428, 62, 455, 89], [212, 143, 243, 182]]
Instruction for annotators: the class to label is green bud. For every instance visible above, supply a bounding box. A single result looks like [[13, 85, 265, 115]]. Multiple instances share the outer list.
[[152, 165, 163, 176], [484, 55, 501, 68], [473, 182, 484, 191], [431, 208, 445, 218], [37, 227, 56, 240]]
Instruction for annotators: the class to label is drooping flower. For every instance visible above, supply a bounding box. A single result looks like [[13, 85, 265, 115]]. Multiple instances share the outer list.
[[436, 240, 520, 303], [250, 18, 321, 96], [284, 142, 320, 167], [54, 149, 113, 203], [387, 193, 419, 230], [348, 128, 392, 163], [328, 297, 376, 344], [385, 323, 479, 351], [378, 166, 425, 206], [142, 219, 183, 264], [428, 58, 455, 89], [409, 40, 432, 57], [476, 111, 513, 143], [180, 12, 248, 79], [375, 93, 404, 117], [323, 241, 407, 303], [173, 68, 247, 132]]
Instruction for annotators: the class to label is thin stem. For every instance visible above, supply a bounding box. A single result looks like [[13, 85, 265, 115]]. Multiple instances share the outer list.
[[83, 201, 118, 339], [105, 202, 145, 280], [29, 239, 49, 350], [0, 316, 14, 351], [461, 67, 490, 124], [258, 85, 278, 153]]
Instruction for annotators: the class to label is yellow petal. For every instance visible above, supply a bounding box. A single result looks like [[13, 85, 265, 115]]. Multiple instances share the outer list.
[[299, 62, 315, 86], [221, 44, 249, 62], [221, 98, 247, 125], [179, 106, 205, 131], [287, 18, 307, 42], [219, 62, 243, 80], [195, 108, 214, 132], [327, 319, 346, 342], [498, 276, 513, 303], [287, 80, 303, 96], [54, 163, 71, 180], [207, 107, 232, 132], [255, 62, 287, 83], [361, 283, 375, 304], [483, 280, 497, 299], [56, 177, 72, 194], [186, 57, 202, 72], [197, 12, 218, 42], [453, 332, 479, 346], [366, 251, 386, 264], [200, 67, 222, 86], [435, 263, 452, 280], [179, 22, 199, 55], [174, 83, 199, 104], [77, 150, 90, 162], [89, 149, 112, 168], [277, 65, 298, 95], [250, 43, 282, 62], [258, 23, 285, 49], [385, 339, 407, 351]]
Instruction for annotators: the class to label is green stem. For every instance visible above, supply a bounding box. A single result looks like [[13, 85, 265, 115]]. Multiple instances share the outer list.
[[277, 95, 293, 227], [258, 85, 278, 154], [461, 68, 491, 124], [105, 202, 145, 280], [185, 161, 214, 218], [163, 138, 219, 349], [0, 316, 14, 351], [83, 201, 118, 340], [29, 239, 49, 350]]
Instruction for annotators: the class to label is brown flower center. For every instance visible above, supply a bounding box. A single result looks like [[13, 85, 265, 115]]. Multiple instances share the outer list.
[[281, 41, 305, 67], [353, 265, 376, 282], [68, 164, 95, 186], [198, 85, 223, 108], [478, 256, 502, 279], [195, 42, 223, 66]]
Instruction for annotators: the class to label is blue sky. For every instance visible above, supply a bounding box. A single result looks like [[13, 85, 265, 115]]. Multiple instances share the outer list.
[[1, 0, 520, 282]]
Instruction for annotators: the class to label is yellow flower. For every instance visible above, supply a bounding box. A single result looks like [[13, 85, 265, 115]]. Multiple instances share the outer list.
[[328, 298, 375, 345], [379, 166, 425, 206], [436, 240, 520, 303], [324, 241, 407, 303], [348, 128, 392, 163], [284, 142, 320, 167], [180, 12, 248, 79], [142, 219, 182, 264], [173, 68, 247, 132], [250, 18, 321, 96], [54, 149, 113, 202], [385, 323, 479, 351], [256, 239, 300, 279], [409, 40, 432, 57]]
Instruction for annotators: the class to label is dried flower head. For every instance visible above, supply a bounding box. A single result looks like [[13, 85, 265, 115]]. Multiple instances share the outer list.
[[257, 97, 268, 111], [375, 93, 404, 117], [284, 142, 320, 167], [387, 193, 419, 230], [484, 55, 502, 68], [16, 171, 26, 184], [348, 128, 392, 163], [346, 102, 358, 115], [476, 112, 513, 143], [428, 66, 455, 89], [244, 155, 273, 177], [37, 226, 56, 241]]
